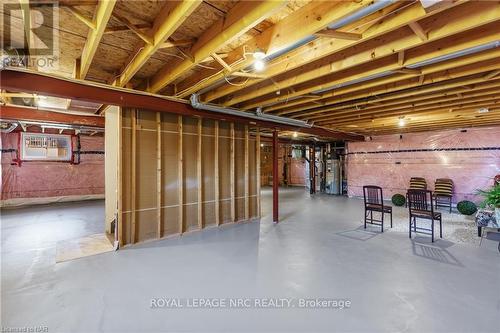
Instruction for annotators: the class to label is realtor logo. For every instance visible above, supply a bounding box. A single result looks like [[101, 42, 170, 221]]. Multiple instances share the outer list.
[[1, 0, 59, 69]]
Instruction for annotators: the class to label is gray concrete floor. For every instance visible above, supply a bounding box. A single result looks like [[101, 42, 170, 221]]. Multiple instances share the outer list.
[[1, 188, 499, 333]]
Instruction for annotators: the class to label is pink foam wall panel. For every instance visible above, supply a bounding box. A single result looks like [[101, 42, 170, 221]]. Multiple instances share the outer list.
[[1, 132, 104, 201], [346, 126, 500, 203]]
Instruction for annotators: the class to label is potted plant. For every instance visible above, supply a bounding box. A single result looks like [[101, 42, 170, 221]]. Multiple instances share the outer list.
[[477, 184, 500, 221]]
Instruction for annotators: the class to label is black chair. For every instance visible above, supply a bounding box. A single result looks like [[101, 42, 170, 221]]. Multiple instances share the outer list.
[[363, 186, 392, 232], [407, 189, 442, 242]]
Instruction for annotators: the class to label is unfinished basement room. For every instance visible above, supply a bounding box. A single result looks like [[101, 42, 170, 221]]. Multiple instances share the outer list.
[[1, 0, 500, 332]]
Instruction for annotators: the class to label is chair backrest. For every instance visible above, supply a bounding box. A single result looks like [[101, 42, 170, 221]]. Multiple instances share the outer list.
[[434, 178, 453, 196], [363, 185, 384, 208], [407, 189, 434, 215], [409, 177, 427, 190]]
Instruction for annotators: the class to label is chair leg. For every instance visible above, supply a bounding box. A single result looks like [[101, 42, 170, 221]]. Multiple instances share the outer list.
[[364, 210, 367, 229], [449, 198, 452, 213], [413, 217, 417, 233], [409, 215, 412, 239], [439, 217, 443, 238], [381, 211, 384, 233], [370, 210, 373, 224], [431, 220, 434, 242], [390, 211, 393, 228]]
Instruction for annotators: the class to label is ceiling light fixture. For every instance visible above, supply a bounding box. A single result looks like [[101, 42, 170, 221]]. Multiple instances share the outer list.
[[398, 117, 406, 127], [253, 49, 266, 72], [293, 131, 298, 138]]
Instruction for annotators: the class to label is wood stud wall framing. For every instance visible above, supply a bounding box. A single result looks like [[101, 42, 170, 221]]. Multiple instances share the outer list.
[[118, 109, 260, 246]]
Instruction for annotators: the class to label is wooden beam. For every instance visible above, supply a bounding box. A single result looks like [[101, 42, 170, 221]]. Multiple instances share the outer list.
[[244, 125, 249, 221], [113, 0, 202, 87], [282, 63, 500, 117], [211, 53, 232, 72], [156, 112, 162, 238], [214, 121, 220, 226], [178, 115, 184, 233], [104, 23, 151, 34], [130, 109, 137, 244], [67, 6, 96, 30], [159, 39, 194, 49], [398, 50, 405, 67], [408, 21, 428, 41], [256, 128, 261, 218], [484, 69, 500, 80], [0, 69, 363, 141], [394, 68, 422, 75], [236, 14, 500, 109], [232, 72, 267, 79], [314, 29, 362, 40], [305, 82, 500, 122], [197, 117, 203, 229], [177, 0, 375, 98], [255, 43, 500, 113], [200, 0, 460, 103], [112, 12, 152, 44], [147, 0, 286, 93], [80, 0, 116, 78], [230, 123, 235, 222]]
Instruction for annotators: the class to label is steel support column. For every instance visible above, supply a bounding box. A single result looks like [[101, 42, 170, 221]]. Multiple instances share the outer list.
[[272, 129, 279, 223]]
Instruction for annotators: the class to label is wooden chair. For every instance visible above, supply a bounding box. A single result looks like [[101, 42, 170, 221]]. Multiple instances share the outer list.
[[363, 186, 392, 232], [434, 178, 453, 213], [407, 189, 442, 242], [406, 177, 427, 207]]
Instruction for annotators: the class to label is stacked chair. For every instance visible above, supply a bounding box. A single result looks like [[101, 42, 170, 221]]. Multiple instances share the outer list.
[[434, 178, 454, 213], [406, 177, 427, 207]]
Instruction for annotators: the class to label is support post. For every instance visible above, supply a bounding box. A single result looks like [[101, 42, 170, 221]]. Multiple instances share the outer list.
[[214, 121, 220, 226], [131, 109, 137, 243], [272, 129, 279, 223], [256, 128, 261, 218], [197, 117, 203, 229], [156, 112, 162, 238], [178, 115, 184, 233], [230, 123, 235, 222], [244, 125, 249, 220]]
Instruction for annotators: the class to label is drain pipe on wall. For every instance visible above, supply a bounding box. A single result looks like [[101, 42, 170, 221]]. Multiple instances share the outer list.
[[190, 93, 312, 128]]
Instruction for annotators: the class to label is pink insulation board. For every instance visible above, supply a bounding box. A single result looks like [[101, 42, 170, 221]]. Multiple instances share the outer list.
[[347, 126, 500, 203], [1, 132, 104, 202]]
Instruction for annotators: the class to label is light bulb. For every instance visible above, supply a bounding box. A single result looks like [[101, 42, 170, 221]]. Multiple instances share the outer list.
[[292, 131, 298, 138], [254, 59, 265, 72], [398, 118, 405, 127], [253, 51, 266, 59]]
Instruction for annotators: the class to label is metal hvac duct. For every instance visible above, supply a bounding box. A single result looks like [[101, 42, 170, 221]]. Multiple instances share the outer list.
[[189, 94, 312, 128]]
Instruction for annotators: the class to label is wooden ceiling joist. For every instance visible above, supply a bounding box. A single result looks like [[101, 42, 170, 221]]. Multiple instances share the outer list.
[[174, 0, 375, 98], [67, 6, 96, 30], [233, 8, 500, 109], [202, 0, 462, 104], [302, 80, 500, 122], [313, 29, 362, 40], [113, 0, 202, 88], [79, 0, 117, 79], [112, 12, 152, 45], [146, 0, 287, 94], [265, 47, 500, 115]]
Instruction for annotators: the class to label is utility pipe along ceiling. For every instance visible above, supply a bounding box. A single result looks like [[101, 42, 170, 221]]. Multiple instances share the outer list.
[[1, 0, 499, 135]]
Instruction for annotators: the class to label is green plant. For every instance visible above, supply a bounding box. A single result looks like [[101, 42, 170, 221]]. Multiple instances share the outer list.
[[457, 200, 477, 215], [477, 184, 500, 209], [391, 194, 406, 206]]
